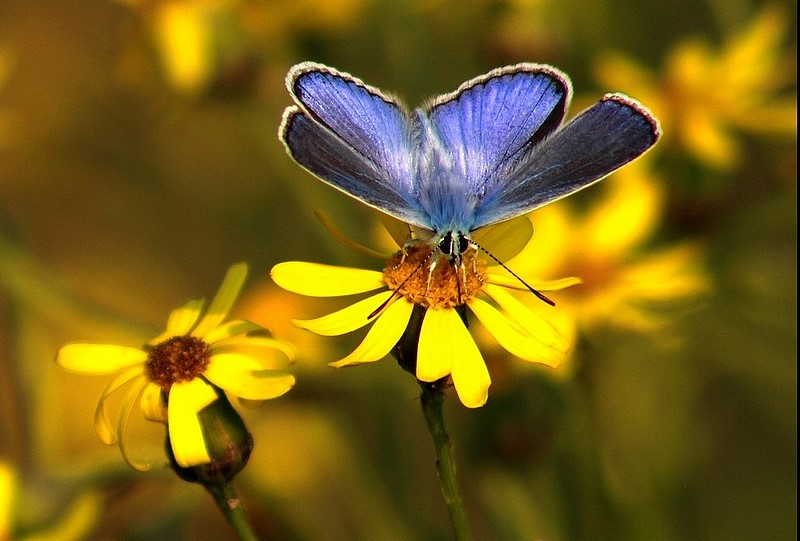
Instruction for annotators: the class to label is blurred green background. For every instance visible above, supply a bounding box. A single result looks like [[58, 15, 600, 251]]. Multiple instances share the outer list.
[[0, 0, 795, 540]]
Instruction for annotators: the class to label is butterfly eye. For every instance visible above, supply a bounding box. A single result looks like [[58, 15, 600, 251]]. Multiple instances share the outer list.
[[457, 233, 470, 255], [438, 232, 456, 256]]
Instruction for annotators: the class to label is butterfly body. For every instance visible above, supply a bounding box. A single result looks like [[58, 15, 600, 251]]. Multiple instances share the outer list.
[[279, 61, 660, 266]]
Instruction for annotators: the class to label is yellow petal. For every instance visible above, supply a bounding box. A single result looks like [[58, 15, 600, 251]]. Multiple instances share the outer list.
[[191, 263, 248, 338], [594, 51, 658, 100], [722, 4, 787, 84], [211, 335, 297, 362], [469, 296, 566, 367], [506, 209, 571, 277], [154, 0, 213, 93], [57, 344, 147, 374], [201, 318, 263, 345], [582, 166, 663, 260], [167, 380, 216, 467], [482, 284, 569, 351], [449, 342, 491, 409], [93, 368, 146, 444], [271, 261, 385, 296], [416, 307, 490, 407], [330, 298, 413, 367], [375, 211, 412, 249], [205, 356, 295, 400], [682, 111, 738, 168], [140, 383, 167, 423], [293, 290, 393, 336], [618, 243, 709, 300], [206, 352, 263, 371], [1, 462, 16, 535], [471, 215, 533, 262], [150, 298, 205, 344], [34, 488, 104, 541], [415, 308, 455, 382], [117, 378, 151, 471]]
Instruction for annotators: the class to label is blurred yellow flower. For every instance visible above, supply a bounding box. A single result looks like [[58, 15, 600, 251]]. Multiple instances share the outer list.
[[271, 220, 578, 408], [1, 461, 103, 541], [56, 263, 296, 471], [116, 0, 368, 95], [0, 464, 10, 539], [510, 159, 710, 342], [595, 4, 797, 169], [152, 0, 230, 94]]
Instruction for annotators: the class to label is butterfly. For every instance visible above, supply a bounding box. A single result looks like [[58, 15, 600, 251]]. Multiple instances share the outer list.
[[278, 62, 660, 301]]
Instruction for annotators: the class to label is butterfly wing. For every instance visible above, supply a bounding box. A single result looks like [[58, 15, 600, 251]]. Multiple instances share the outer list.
[[423, 64, 572, 198], [472, 93, 661, 229], [410, 64, 571, 233], [279, 62, 428, 228]]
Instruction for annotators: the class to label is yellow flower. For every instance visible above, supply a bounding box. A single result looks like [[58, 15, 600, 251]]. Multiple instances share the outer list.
[[511, 159, 710, 337], [271, 219, 578, 409], [56, 263, 296, 470], [1, 461, 103, 541], [595, 4, 796, 169], [151, 0, 229, 94], [0, 464, 11, 539], [116, 0, 369, 95]]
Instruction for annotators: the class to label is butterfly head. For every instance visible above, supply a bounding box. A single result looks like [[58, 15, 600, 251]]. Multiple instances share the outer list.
[[380, 233, 485, 312], [436, 230, 472, 266]]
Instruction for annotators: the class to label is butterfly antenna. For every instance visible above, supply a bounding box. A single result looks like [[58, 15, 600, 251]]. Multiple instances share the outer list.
[[368, 248, 434, 320], [471, 240, 556, 307], [368, 288, 400, 320]]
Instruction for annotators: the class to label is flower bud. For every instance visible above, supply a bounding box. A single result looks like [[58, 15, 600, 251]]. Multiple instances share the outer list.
[[166, 384, 254, 486]]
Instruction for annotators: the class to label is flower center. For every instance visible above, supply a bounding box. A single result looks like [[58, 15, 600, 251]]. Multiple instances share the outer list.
[[146, 335, 210, 390], [383, 242, 487, 308]]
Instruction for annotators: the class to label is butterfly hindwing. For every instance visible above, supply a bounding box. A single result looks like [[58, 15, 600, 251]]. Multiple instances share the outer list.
[[472, 93, 661, 229]]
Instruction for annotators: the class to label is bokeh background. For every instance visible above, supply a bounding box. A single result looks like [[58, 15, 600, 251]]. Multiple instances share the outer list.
[[0, 0, 796, 540]]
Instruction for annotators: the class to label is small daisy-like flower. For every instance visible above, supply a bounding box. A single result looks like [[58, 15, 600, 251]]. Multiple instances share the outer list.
[[271, 221, 578, 408], [56, 263, 296, 471]]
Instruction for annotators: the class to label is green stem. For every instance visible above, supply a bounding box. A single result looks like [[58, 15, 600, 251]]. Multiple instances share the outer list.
[[420, 381, 472, 541], [205, 482, 260, 541]]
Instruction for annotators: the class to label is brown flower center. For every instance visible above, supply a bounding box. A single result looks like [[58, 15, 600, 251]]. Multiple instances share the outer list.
[[146, 335, 210, 390], [383, 242, 487, 309]]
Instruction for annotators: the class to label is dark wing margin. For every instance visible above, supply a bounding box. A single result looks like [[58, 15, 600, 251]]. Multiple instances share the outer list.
[[472, 93, 661, 229]]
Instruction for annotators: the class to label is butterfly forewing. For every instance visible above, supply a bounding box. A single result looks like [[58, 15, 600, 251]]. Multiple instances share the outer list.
[[424, 64, 571, 195], [280, 108, 428, 227], [472, 93, 661, 229], [286, 63, 415, 194]]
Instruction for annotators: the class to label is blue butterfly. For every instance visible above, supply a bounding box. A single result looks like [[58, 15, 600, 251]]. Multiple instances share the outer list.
[[279, 62, 660, 278]]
